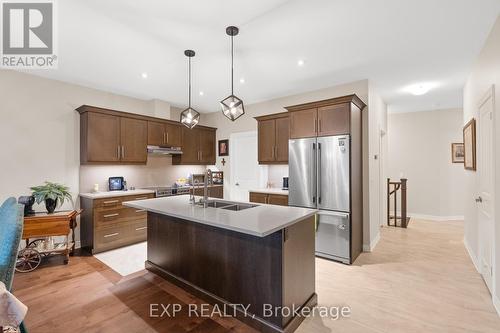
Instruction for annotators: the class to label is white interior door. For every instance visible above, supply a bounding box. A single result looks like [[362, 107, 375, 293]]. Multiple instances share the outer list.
[[230, 131, 267, 202], [477, 86, 495, 293]]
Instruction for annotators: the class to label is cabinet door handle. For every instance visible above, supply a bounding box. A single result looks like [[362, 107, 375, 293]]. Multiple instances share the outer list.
[[272, 146, 275, 159], [103, 213, 119, 218], [135, 209, 146, 213], [135, 226, 147, 231], [135, 197, 148, 200], [103, 232, 119, 238], [121, 146, 125, 159], [103, 200, 119, 205], [117, 146, 120, 159], [166, 132, 169, 143], [319, 118, 322, 132], [275, 146, 278, 159], [200, 151, 203, 161], [163, 132, 166, 144]]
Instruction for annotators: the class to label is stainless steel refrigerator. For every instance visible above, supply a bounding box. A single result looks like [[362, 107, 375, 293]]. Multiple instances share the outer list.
[[289, 135, 351, 263]]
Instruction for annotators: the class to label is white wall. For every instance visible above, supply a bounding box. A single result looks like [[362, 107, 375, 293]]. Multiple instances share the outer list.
[[0, 70, 193, 244], [366, 86, 388, 251], [463, 16, 500, 314], [387, 109, 466, 219]]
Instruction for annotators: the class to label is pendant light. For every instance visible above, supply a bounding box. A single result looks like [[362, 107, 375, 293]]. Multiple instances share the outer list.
[[220, 26, 245, 121], [180, 49, 200, 129]]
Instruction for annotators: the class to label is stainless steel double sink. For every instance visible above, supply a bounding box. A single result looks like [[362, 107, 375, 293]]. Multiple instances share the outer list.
[[197, 200, 258, 211]]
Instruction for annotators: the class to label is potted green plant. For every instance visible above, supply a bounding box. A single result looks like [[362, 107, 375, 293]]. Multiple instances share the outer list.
[[30, 182, 73, 214]]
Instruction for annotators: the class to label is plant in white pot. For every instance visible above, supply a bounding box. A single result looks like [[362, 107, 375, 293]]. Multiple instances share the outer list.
[[30, 182, 73, 214]]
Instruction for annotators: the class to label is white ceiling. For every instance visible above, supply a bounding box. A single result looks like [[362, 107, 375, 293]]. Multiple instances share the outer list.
[[27, 0, 500, 113]]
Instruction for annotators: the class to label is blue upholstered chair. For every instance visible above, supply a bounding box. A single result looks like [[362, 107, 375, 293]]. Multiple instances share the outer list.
[[0, 197, 27, 333]]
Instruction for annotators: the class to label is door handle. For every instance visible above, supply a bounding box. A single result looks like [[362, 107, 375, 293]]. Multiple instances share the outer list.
[[103, 213, 119, 218], [117, 146, 120, 159], [338, 224, 346, 230], [475, 196, 483, 203], [235, 183, 240, 186], [103, 232, 119, 238], [121, 146, 125, 159], [318, 142, 322, 205], [312, 142, 316, 203], [163, 132, 166, 144], [166, 132, 169, 143]]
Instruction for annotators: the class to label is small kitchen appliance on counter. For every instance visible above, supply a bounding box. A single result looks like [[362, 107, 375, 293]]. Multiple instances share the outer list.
[[108, 177, 126, 191], [282, 177, 289, 190]]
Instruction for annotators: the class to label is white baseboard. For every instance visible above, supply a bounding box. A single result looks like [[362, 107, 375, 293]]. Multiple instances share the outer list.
[[463, 238, 480, 272], [407, 213, 464, 221], [494, 294, 500, 317], [363, 231, 380, 252]]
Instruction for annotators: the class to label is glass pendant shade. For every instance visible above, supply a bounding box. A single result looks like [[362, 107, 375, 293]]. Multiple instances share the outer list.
[[180, 107, 200, 129], [220, 94, 244, 121]]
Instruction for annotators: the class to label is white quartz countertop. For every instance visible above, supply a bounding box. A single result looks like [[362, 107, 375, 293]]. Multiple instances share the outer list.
[[123, 195, 316, 237], [249, 188, 289, 195], [79, 189, 155, 199]]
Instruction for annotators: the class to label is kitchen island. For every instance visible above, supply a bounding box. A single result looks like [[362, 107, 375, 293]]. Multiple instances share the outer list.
[[123, 195, 317, 333]]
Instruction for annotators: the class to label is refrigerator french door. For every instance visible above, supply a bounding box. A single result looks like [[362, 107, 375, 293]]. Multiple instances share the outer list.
[[289, 135, 351, 263]]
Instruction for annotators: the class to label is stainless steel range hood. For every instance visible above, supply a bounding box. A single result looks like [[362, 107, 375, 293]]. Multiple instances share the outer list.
[[147, 145, 183, 155]]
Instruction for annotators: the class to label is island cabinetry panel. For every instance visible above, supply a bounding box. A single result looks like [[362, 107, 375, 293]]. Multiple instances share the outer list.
[[255, 112, 289, 164], [80, 193, 154, 253], [249, 192, 288, 206], [172, 127, 216, 165], [146, 212, 316, 333]]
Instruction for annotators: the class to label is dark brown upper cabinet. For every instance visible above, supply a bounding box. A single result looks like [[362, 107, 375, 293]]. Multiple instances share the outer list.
[[172, 126, 216, 165], [255, 112, 289, 164], [78, 108, 147, 165], [120, 117, 148, 163], [77, 105, 216, 165], [289, 108, 317, 139], [286, 95, 366, 139], [147, 121, 182, 147]]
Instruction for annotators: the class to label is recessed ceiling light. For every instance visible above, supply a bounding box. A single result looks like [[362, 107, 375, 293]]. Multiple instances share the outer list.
[[297, 59, 305, 66], [403, 82, 437, 96], [199, 91, 204, 96], [141, 72, 148, 79], [239, 78, 245, 84]]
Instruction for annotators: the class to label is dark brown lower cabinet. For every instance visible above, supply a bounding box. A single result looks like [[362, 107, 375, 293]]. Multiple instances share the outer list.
[[146, 212, 316, 333], [249, 192, 289, 206], [191, 185, 223, 199], [80, 193, 154, 253]]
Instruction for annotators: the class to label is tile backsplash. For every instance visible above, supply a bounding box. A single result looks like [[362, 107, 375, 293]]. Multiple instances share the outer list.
[[79, 155, 206, 193]]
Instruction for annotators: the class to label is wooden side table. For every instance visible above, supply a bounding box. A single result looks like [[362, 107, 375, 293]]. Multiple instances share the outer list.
[[16, 210, 81, 272]]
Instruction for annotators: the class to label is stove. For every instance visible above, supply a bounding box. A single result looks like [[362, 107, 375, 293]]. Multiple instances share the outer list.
[[141, 186, 191, 198]]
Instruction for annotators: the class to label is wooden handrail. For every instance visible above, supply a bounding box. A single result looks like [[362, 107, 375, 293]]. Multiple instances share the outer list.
[[387, 178, 409, 228]]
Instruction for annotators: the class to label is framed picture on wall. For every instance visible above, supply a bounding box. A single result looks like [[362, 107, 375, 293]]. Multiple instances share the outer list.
[[218, 139, 229, 156], [463, 118, 476, 171], [451, 143, 465, 163]]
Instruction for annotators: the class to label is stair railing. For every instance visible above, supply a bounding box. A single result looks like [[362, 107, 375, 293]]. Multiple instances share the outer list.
[[387, 178, 409, 228]]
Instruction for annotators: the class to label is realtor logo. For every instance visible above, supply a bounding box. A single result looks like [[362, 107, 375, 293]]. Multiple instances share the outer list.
[[1, 0, 57, 68]]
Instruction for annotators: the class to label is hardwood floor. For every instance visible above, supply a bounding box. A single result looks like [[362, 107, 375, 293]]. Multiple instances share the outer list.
[[12, 219, 500, 333]]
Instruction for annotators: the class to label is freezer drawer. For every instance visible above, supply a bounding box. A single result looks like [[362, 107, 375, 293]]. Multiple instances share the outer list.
[[315, 211, 350, 263]]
